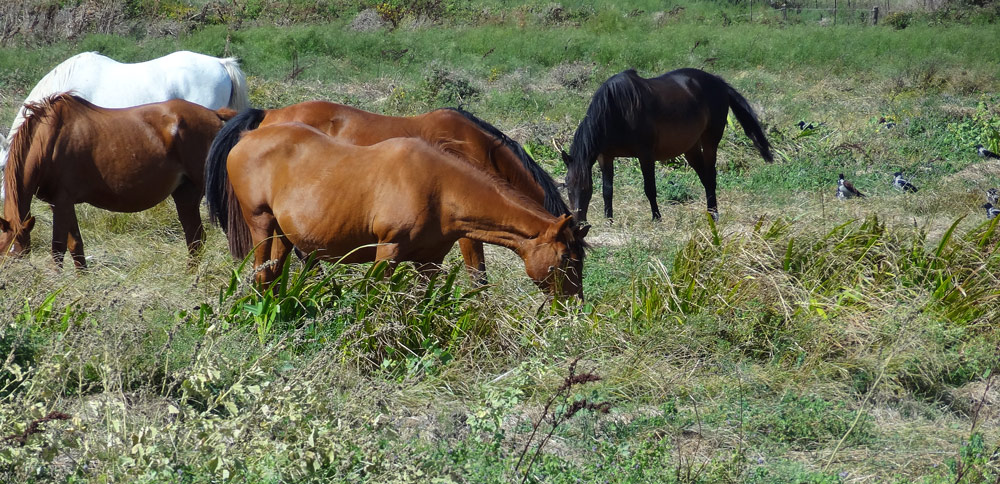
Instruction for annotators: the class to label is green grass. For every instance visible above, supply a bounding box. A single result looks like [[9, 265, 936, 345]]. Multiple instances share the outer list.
[[2, 3, 1000, 483]]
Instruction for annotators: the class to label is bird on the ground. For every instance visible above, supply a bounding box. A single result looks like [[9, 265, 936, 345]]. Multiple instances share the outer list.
[[837, 173, 865, 200], [893, 171, 919, 192], [976, 144, 1000, 160], [797, 120, 825, 131], [986, 188, 999, 206], [983, 203, 1000, 219]]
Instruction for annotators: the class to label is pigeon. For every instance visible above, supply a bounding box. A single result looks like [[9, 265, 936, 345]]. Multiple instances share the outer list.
[[836, 173, 865, 200], [892, 171, 918, 192], [983, 203, 1000, 219], [976, 144, 1000, 160], [987, 188, 999, 206]]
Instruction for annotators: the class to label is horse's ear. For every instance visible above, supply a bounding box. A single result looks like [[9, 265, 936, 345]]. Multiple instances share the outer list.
[[22, 216, 35, 232], [549, 214, 573, 237], [574, 223, 590, 240], [560, 150, 572, 166]]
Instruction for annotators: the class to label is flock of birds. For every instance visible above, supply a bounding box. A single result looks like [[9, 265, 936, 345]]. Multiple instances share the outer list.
[[829, 134, 1000, 220]]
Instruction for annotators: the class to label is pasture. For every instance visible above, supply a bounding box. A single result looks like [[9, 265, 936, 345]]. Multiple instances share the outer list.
[[1, 1, 1000, 482]]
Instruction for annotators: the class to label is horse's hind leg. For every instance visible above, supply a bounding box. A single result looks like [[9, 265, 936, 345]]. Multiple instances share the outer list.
[[458, 238, 488, 286], [50, 203, 86, 269], [171, 179, 205, 258], [638, 156, 661, 220], [684, 146, 718, 220]]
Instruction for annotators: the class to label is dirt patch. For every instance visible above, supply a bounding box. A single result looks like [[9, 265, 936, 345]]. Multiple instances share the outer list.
[[350, 8, 388, 32], [949, 379, 1000, 423], [942, 160, 1000, 187]]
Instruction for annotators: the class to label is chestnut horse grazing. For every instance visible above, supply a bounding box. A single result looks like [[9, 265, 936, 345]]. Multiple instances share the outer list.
[[0, 93, 234, 267], [562, 68, 773, 222], [205, 101, 570, 283], [205, 122, 588, 298]]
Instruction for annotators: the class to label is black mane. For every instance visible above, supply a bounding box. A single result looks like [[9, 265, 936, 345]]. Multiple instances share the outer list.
[[568, 69, 651, 169], [442, 107, 571, 218]]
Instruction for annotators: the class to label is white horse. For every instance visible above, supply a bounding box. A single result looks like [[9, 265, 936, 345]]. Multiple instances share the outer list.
[[0, 50, 249, 192]]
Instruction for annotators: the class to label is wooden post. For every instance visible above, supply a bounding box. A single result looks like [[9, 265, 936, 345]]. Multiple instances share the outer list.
[[834, 0, 838, 25], [749, 0, 752, 22], [872, 5, 879, 24], [782, 5, 787, 21]]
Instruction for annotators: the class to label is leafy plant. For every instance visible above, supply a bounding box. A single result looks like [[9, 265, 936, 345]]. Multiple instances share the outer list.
[[945, 95, 1000, 153]]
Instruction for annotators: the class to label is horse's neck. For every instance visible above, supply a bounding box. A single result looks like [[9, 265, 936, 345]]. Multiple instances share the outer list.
[[487, 145, 545, 201], [446, 184, 551, 254]]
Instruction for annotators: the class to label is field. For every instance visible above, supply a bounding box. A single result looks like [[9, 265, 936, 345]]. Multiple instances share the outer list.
[[2, 1, 1000, 482]]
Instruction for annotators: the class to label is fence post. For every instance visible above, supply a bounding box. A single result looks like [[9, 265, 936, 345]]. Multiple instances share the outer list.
[[872, 6, 879, 24], [782, 5, 787, 21], [834, 0, 838, 25]]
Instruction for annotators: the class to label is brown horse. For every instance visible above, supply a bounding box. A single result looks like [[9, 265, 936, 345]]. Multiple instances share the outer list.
[[204, 122, 588, 298], [561, 68, 773, 223], [0, 93, 234, 267], [205, 101, 570, 284]]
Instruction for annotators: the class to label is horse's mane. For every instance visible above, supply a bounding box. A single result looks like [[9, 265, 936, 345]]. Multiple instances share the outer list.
[[441, 108, 571, 218], [4, 93, 80, 215], [569, 69, 651, 169]]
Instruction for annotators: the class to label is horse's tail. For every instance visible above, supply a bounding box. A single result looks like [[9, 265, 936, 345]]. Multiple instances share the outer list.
[[205, 108, 265, 260], [442, 107, 571, 217], [726, 84, 773, 163], [219, 57, 249, 112]]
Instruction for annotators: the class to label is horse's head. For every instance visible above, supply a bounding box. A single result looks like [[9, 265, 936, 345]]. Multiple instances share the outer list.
[[561, 150, 593, 223], [0, 215, 35, 257], [522, 214, 590, 300]]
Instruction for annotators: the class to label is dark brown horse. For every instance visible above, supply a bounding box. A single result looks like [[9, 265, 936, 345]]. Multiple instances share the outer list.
[[561, 68, 773, 222], [205, 122, 588, 298], [0, 93, 234, 267], [205, 101, 569, 283]]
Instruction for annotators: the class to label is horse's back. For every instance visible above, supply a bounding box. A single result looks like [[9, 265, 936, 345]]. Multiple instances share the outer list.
[[29, 50, 231, 109], [227, 124, 425, 255]]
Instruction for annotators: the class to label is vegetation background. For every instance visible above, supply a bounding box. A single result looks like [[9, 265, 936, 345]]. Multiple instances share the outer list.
[[1, 0, 1000, 482]]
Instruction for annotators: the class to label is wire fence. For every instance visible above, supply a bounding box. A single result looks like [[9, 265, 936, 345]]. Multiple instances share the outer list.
[[743, 0, 943, 25]]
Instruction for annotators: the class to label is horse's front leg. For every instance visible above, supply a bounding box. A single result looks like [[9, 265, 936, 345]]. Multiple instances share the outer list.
[[638, 156, 661, 220], [171, 179, 206, 258], [458, 238, 487, 286], [598, 155, 615, 220], [374, 242, 401, 279], [248, 212, 280, 289], [50, 203, 86, 269]]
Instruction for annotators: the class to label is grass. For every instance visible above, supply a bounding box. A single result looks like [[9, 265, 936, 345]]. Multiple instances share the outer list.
[[2, 2, 1000, 482]]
